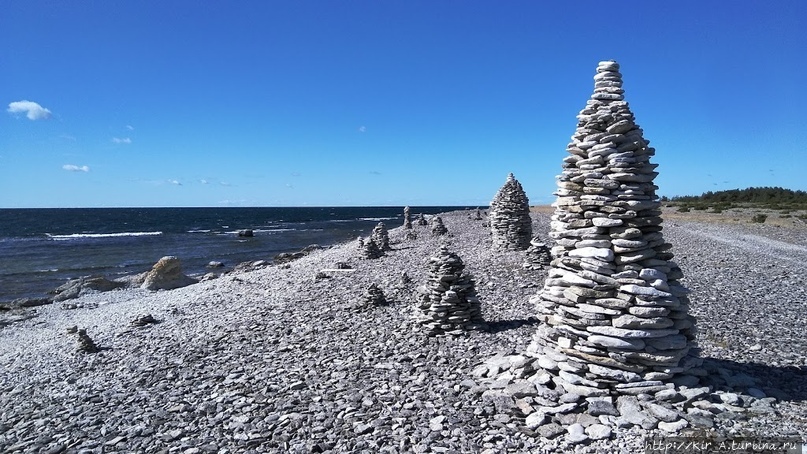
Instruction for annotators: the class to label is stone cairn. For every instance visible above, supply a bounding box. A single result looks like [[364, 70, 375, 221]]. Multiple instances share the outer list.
[[370, 222, 392, 251], [431, 216, 448, 236], [489, 173, 533, 251], [476, 61, 709, 441], [354, 283, 386, 311], [474, 208, 483, 221], [403, 206, 413, 229], [415, 213, 428, 226], [523, 237, 552, 270], [416, 246, 484, 334], [76, 328, 99, 353], [357, 236, 382, 260]]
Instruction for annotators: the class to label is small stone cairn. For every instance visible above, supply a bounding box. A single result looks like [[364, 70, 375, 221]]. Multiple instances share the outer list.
[[370, 222, 391, 251], [476, 61, 710, 441], [403, 206, 412, 229], [523, 237, 552, 270], [354, 283, 386, 311], [431, 216, 448, 236], [357, 236, 383, 260], [76, 328, 99, 353], [416, 213, 428, 226], [416, 246, 484, 334], [489, 173, 533, 251]]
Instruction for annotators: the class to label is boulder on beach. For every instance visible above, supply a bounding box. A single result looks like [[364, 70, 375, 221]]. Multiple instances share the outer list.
[[50, 276, 124, 302], [140, 256, 198, 291], [237, 229, 254, 237]]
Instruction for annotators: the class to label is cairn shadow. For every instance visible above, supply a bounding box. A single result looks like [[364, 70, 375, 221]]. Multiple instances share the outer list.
[[485, 317, 539, 334], [699, 357, 807, 402]]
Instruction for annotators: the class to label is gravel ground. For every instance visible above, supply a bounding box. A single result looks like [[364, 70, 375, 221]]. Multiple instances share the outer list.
[[1, 210, 805, 453]]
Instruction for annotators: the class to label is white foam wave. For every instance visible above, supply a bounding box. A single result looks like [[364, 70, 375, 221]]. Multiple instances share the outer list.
[[46, 231, 163, 240], [358, 217, 397, 222]]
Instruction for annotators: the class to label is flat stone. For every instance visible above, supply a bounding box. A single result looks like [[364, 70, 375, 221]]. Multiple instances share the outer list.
[[645, 334, 688, 350], [657, 419, 688, 433], [588, 363, 642, 382], [587, 400, 619, 416], [565, 424, 589, 444], [585, 424, 612, 440], [525, 412, 547, 429], [616, 395, 658, 429], [644, 402, 680, 423], [586, 325, 679, 339], [592, 217, 623, 227], [569, 247, 614, 261], [537, 423, 565, 439], [588, 334, 646, 350], [619, 284, 672, 298], [612, 314, 674, 329]]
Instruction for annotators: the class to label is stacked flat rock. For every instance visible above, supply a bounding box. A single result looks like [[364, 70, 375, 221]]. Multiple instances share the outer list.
[[489, 173, 533, 251], [416, 214, 428, 226], [357, 236, 383, 260], [403, 206, 412, 229], [523, 237, 552, 270], [474, 208, 483, 221], [370, 222, 391, 251], [76, 328, 99, 353], [416, 247, 484, 334], [431, 216, 448, 236], [354, 283, 386, 311], [526, 60, 699, 398]]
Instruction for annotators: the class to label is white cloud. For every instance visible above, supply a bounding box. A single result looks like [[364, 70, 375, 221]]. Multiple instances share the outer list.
[[168, 179, 182, 185], [63, 164, 90, 172], [112, 137, 132, 144], [358, 126, 367, 133], [8, 100, 52, 120], [126, 125, 134, 131], [200, 179, 209, 184]]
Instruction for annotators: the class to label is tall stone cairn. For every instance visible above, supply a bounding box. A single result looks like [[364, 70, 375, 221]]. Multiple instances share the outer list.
[[527, 60, 698, 397], [416, 246, 484, 335], [403, 206, 412, 229], [370, 222, 391, 251], [489, 173, 533, 251]]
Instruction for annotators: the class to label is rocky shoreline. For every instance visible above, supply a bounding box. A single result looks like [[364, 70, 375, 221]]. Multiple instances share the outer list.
[[1, 209, 805, 453]]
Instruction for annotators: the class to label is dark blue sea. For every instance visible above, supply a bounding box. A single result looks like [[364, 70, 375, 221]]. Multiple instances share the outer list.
[[0, 206, 468, 302]]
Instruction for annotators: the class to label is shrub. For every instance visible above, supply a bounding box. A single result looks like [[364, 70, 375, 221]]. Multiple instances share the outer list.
[[752, 214, 767, 223], [677, 206, 691, 213]]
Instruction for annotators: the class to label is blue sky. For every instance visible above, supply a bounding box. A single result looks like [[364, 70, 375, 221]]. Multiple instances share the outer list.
[[2, 1, 805, 208]]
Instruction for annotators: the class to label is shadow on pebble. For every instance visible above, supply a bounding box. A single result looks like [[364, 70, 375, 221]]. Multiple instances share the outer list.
[[700, 357, 807, 402], [485, 317, 539, 334]]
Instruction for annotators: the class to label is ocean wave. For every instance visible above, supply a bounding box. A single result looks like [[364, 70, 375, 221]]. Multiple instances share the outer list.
[[46, 231, 163, 240], [187, 229, 212, 233], [358, 217, 398, 222]]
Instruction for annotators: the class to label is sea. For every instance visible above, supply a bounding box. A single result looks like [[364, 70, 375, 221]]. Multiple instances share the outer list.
[[0, 206, 470, 303]]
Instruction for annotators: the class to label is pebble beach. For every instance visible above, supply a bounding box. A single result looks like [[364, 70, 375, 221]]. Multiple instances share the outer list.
[[1, 209, 805, 453]]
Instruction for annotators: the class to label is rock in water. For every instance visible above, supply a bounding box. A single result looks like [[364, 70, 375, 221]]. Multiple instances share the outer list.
[[141, 256, 198, 291], [416, 246, 484, 334], [489, 173, 533, 251]]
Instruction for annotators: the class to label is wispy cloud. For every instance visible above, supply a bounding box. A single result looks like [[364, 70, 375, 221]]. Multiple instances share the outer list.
[[8, 100, 52, 120], [60, 134, 76, 141], [126, 125, 134, 131], [63, 164, 90, 172], [200, 179, 209, 184], [358, 126, 367, 133], [220, 181, 232, 186], [112, 137, 132, 144], [168, 179, 182, 186], [369, 170, 382, 175]]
